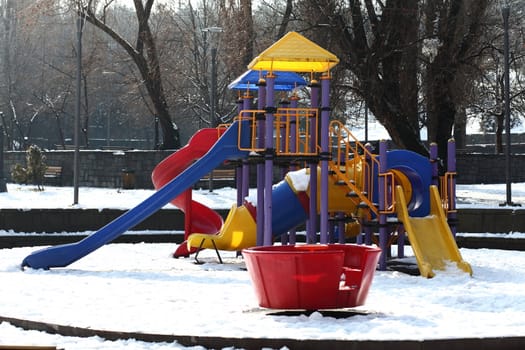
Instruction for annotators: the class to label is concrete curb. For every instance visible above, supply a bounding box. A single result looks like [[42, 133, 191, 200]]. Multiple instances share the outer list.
[[2, 315, 524, 350]]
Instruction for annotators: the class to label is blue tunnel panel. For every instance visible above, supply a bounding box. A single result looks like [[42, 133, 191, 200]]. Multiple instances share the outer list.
[[271, 180, 309, 236], [365, 150, 432, 218], [386, 150, 431, 217]]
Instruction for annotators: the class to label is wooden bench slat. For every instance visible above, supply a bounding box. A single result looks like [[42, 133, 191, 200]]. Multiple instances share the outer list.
[[43, 166, 63, 186], [196, 169, 236, 190], [200, 169, 236, 181], [44, 166, 62, 176]]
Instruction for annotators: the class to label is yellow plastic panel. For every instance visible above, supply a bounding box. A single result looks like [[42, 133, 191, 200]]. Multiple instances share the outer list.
[[187, 204, 257, 251], [395, 185, 472, 278], [248, 32, 339, 73]]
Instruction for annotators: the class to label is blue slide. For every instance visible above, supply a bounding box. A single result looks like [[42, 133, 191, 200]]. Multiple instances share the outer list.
[[21, 120, 251, 269]]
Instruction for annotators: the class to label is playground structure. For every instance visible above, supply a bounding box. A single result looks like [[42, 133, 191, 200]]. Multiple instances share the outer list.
[[21, 32, 472, 308], [181, 32, 471, 278]]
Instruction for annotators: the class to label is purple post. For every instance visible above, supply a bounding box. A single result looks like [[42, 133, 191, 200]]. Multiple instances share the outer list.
[[430, 143, 439, 187], [256, 79, 266, 246], [236, 94, 244, 207], [362, 143, 374, 245], [263, 73, 276, 246], [397, 224, 405, 259], [289, 94, 299, 155], [279, 98, 289, 157], [319, 74, 331, 244], [378, 140, 388, 270], [279, 96, 290, 244], [287, 94, 299, 245], [447, 139, 457, 237], [241, 92, 253, 205], [337, 212, 345, 244], [307, 79, 319, 243]]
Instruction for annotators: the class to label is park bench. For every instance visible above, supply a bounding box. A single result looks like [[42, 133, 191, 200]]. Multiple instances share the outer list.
[[43, 166, 63, 186], [196, 168, 236, 190]]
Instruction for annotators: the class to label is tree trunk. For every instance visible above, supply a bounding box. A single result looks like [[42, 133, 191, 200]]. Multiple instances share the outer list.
[[454, 105, 467, 150], [496, 112, 504, 154], [240, 0, 254, 67], [276, 0, 293, 39], [426, 57, 456, 164], [0, 0, 16, 149], [327, 0, 428, 156], [301, 0, 489, 164], [425, 0, 489, 165]]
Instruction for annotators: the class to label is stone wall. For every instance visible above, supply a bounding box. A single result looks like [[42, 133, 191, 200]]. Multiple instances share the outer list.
[[4, 150, 171, 189], [456, 152, 525, 184], [3, 149, 524, 188]]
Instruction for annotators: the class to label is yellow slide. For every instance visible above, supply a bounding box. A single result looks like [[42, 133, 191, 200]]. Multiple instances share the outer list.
[[395, 185, 472, 278], [187, 204, 256, 252]]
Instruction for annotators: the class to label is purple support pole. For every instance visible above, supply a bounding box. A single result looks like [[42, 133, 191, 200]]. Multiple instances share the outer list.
[[319, 74, 331, 244], [328, 215, 335, 242], [236, 95, 244, 206], [430, 143, 439, 187], [279, 96, 290, 244], [289, 94, 298, 153], [337, 212, 345, 244], [362, 143, 374, 245], [378, 140, 388, 270], [396, 144, 412, 259], [256, 79, 266, 246], [279, 98, 289, 156], [397, 224, 405, 259], [241, 92, 252, 205], [357, 224, 364, 244], [308, 79, 319, 243], [286, 94, 299, 245], [447, 139, 457, 237], [263, 73, 276, 246]]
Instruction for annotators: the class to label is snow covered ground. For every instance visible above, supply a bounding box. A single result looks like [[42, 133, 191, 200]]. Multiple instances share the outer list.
[[0, 181, 524, 211], [0, 183, 524, 349]]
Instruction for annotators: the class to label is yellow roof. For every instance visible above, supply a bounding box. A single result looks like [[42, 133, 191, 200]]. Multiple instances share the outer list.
[[248, 31, 339, 73]]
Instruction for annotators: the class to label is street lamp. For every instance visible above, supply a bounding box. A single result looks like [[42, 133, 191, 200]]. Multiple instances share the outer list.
[[499, 2, 519, 206], [202, 26, 223, 192], [202, 26, 223, 128], [73, 13, 84, 205], [0, 112, 7, 192]]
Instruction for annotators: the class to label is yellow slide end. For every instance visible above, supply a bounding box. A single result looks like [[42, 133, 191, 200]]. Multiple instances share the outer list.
[[187, 204, 257, 251], [395, 185, 473, 278]]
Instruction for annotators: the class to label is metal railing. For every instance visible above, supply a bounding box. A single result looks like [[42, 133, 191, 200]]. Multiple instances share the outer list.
[[236, 108, 319, 156]]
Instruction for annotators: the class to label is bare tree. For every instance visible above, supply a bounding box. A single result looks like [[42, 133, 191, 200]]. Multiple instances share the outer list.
[[160, 0, 256, 140], [423, 0, 490, 162], [468, 1, 525, 153], [0, 0, 19, 149], [295, 0, 490, 165], [71, 0, 180, 149]]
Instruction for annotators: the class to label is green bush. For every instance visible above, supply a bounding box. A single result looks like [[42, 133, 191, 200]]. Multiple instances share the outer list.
[[11, 145, 48, 190]]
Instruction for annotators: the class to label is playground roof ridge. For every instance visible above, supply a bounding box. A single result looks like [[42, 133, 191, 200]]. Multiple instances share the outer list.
[[248, 31, 339, 73]]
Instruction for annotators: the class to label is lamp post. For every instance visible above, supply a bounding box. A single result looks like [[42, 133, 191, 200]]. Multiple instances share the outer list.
[[0, 112, 7, 193], [73, 14, 84, 205], [500, 2, 518, 206], [202, 26, 222, 192], [154, 115, 159, 149], [202, 26, 223, 128]]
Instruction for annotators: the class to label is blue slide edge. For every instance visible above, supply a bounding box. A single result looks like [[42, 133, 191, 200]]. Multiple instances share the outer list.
[[21, 121, 250, 269]]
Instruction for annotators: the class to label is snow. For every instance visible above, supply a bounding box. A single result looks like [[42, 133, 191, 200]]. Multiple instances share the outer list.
[[286, 168, 310, 192], [0, 183, 525, 349]]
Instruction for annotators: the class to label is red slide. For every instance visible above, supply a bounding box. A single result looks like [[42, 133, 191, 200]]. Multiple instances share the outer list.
[[151, 128, 226, 257]]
